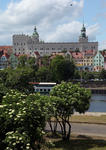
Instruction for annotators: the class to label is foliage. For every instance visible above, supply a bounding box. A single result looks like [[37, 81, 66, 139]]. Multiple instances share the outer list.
[[27, 57, 38, 71], [82, 71, 95, 80], [50, 82, 91, 140], [36, 66, 52, 82], [18, 55, 28, 67], [50, 55, 75, 83], [0, 82, 8, 103], [74, 70, 81, 79], [40, 56, 50, 67], [5, 67, 34, 94], [0, 90, 49, 149], [99, 69, 106, 79]]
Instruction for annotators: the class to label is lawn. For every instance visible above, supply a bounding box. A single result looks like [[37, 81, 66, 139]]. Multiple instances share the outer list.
[[47, 135, 106, 150], [71, 115, 106, 124]]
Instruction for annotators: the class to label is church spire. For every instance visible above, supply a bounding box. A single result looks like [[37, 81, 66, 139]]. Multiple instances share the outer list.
[[32, 26, 39, 38], [79, 22, 88, 43], [81, 23, 86, 38]]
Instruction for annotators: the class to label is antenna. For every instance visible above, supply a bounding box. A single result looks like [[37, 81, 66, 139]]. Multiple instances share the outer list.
[[83, 16, 84, 26]]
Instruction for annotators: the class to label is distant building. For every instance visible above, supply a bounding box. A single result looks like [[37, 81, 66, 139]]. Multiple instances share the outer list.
[[71, 52, 83, 70], [0, 52, 9, 69], [13, 24, 98, 56], [93, 51, 104, 72]]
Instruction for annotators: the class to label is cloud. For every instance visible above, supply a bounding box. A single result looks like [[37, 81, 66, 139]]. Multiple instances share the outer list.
[[99, 41, 106, 50], [43, 21, 82, 42], [0, 0, 99, 46], [87, 24, 100, 41]]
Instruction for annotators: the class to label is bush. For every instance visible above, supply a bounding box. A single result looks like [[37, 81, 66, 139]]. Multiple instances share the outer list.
[[0, 90, 48, 150]]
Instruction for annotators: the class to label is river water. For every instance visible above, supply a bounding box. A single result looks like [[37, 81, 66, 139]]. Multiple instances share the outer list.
[[88, 94, 106, 112]]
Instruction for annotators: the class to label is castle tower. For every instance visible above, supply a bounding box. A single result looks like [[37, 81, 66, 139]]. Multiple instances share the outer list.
[[79, 24, 88, 43], [31, 26, 39, 43]]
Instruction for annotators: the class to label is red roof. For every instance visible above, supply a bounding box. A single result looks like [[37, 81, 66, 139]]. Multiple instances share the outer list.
[[83, 49, 95, 55], [71, 52, 83, 59], [34, 51, 40, 56], [0, 46, 12, 54]]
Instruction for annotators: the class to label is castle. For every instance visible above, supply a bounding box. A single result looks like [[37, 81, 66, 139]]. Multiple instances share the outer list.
[[13, 24, 98, 56]]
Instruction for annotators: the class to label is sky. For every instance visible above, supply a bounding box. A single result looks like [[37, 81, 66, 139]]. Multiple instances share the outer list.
[[0, 0, 106, 50]]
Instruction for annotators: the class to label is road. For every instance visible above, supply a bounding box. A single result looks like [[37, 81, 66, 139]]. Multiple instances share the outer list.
[[46, 122, 106, 137]]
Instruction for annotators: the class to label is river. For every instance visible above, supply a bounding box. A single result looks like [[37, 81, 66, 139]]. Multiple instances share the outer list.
[[88, 94, 106, 112]]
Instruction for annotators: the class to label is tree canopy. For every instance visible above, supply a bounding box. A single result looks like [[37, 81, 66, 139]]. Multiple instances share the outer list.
[[50, 82, 91, 140], [50, 55, 76, 82]]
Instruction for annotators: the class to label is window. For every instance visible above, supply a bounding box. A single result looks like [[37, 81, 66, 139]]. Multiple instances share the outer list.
[[44, 89, 46, 92]]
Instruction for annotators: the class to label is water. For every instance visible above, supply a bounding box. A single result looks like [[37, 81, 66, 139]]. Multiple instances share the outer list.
[[88, 94, 106, 112]]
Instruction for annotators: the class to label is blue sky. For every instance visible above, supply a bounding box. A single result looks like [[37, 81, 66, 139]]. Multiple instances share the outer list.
[[0, 0, 106, 49]]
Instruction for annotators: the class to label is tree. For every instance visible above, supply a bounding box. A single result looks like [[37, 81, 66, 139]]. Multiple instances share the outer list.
[[36, 66, 52, 82], [40, 56, 50, 67], [0, 91, 48, 149], [0, 82, 8, 103], [99, 69, 106, 79], [27, 57, 38, 71], [50, 82, 91, 140], [50, 55, 75, 83], [5, 67, 34, 94], [83, 71, 95, 81], [18, 55, 28, 67]]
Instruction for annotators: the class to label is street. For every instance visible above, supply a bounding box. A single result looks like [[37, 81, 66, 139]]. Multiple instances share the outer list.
[[46, 122, 106, 137]]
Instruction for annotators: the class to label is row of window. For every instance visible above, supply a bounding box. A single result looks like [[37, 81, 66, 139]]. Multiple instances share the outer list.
[[36, 89, 51, 92], [14, 43, 26, 46]]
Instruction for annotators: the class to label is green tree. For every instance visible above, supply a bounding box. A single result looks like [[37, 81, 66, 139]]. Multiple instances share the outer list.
[[18, 55, 28, 67], [99, 69, 106, 79], [83, 71, 95, 81], [41, 55, 50, 67], [5, 67, 34, 94], [50, 55, 75, 83], [0, 82, 8, 103], [50, 82, 91, 141], [36, 66, 52, 82], [27, 57, 38, 71]]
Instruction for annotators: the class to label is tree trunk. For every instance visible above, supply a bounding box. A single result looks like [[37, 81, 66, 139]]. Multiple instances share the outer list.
[[66, 121, 71, 140]]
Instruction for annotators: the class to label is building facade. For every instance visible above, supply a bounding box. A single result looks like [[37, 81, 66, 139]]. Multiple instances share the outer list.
[[93, 51, 104, 72], [13, 25, 98, 56]]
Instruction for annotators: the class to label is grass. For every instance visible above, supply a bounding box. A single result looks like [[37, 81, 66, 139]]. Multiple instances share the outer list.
[[71, 115, 106, 124], [51, 115, 106, 124], [46, 134, 106, 150]]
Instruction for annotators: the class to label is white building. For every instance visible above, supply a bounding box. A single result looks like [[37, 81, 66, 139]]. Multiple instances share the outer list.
[[13, 25, 98, 56]]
